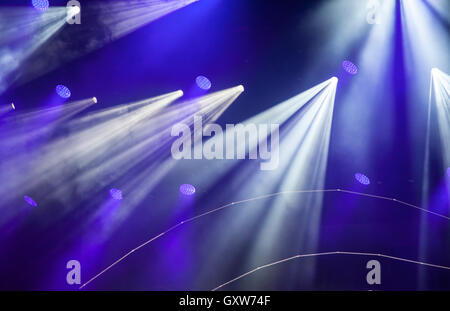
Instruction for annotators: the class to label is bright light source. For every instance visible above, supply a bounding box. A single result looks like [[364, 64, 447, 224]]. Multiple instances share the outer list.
[[196, 76, 212, 90], [180, 184, 196, 196], [237, 85, 245, 92], [32, 0, 49, 11], [56, 85, 71, 99], [24, 195, 38, 207], [92, 97, 98, 104], [355, 173, 370, 185], [342, 60, 358, 75], [110, 188, 123, 200], [11, 103, 15, 110], [330, 77, 339, 84]]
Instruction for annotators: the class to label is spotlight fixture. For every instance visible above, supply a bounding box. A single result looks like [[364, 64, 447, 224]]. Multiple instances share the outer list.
[[109, 188, 123, 200], [354, 173, 370, 185], [179, 184, 196, 196], [32, 0, 49, 11], [24, 195, 38, 207], [342, 60, 358, 75], [237, 85, 245, 92], [11, 103, 15, 110], [196, 76, 212, 90], [56, 85, 72, 99], [92, 97, 98, 104]]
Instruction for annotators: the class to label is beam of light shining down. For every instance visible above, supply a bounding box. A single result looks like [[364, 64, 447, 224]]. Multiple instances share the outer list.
[[401, 0, 450, 72], [16, 86, 241, 243], [0, 97, 103, 219], [9, 1, 199, 90], [0, 7, 67, 93], [89, 86, 244, 214], [431, 68, 450, 169], [168, 77, 338, 288], [244, 77, 338, 272], [0, 97, 98, 147], [99, 0, 199, 40], [30, 91, 183, 193], [419, 67, 450, 290], [336, 0, 395, 168], [0, 91, 184, 230], [424, 0, 450, 23], [295, 0, 370, 83]]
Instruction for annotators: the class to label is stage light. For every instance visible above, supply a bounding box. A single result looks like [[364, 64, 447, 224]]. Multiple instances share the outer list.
[[355, 173, 370, 185], [56, 85, 71, 99], [109, 188, 123, 200], [32, 0, 49, 11], [24, 195, 37, 207], [92, 97, 98, 104], [342, 60, 358, 75], [237, 85, 245, 92], [180, 184, 195, 196], [11, 103, 15, 110], [196, 76, 212, 90], [103, 0, 199, 40]]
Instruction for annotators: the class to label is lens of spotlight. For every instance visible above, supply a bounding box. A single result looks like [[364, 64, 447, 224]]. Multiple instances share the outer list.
[[56, 85, 71, 99], [32, 0, 49, 11], [92, 97, 98, 104], [24, 195, 38, 207], [11, 103, 15, 110], [354, 173, 370, 185], [342, 60, 358, 75], [196, 76, 212, 90], [180, 184, 196, 196], [110, 188, 123, 200]]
